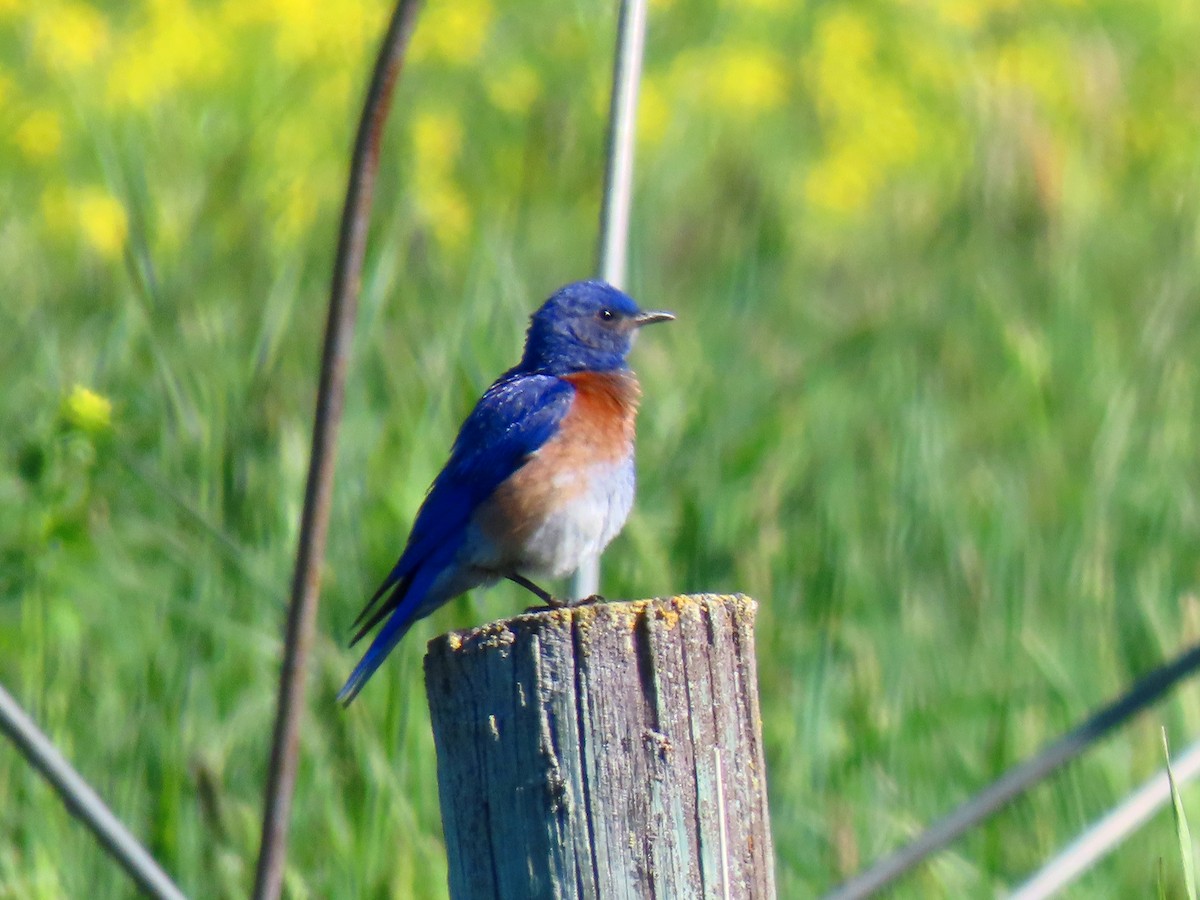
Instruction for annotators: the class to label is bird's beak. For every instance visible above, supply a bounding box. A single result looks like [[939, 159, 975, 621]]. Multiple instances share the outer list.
[[633, 310, 675, 327]]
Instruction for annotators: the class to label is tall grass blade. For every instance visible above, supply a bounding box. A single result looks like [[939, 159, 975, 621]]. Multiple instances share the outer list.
[[1164, 729, 1198, 900], [1009, 734, 1200, 899]]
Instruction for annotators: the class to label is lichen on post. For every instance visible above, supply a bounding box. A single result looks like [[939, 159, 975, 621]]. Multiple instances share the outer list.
[[424, 593, 775, 899]]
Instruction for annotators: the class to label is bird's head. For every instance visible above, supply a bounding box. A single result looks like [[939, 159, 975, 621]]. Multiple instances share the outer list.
[[519, 281, 674, 375]]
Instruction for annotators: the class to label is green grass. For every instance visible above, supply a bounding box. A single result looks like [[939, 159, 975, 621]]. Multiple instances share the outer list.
[[5, 1, 1200, 897], [1165, 731, 1198, 900]]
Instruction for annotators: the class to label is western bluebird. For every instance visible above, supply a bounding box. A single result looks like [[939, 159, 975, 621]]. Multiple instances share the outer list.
[[338, 280, 673, 703]]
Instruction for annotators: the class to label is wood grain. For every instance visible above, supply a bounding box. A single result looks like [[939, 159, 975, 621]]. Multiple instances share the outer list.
[[425, 594, 776, 899]]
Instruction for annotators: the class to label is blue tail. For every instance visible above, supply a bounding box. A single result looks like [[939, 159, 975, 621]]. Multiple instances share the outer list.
[[338, 542, 460, 705], [337, 611, 417, 705]]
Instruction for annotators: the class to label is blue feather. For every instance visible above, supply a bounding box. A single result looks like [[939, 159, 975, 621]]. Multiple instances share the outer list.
[[339, 372, 574, 703], [337, 537, 461, 704], [340, 280, 674, 702]]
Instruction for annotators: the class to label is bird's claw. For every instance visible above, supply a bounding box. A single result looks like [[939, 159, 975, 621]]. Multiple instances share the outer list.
[[523, 593, 607, 614], [570, 593, 606, 608], [549, 593, 605, 609]]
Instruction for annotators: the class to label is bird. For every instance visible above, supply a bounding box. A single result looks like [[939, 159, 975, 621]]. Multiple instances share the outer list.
[[338, 280, 674, 704]]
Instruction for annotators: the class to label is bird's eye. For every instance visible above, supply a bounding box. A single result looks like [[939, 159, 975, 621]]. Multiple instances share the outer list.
[[598, 308, 615, 322]]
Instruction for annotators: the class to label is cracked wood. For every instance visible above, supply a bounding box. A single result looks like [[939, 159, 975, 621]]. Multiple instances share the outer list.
[[424, 594, 776, 899]]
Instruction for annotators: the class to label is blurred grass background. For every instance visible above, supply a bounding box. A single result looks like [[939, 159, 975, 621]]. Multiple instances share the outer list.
[[3, 0, 1200, 896]]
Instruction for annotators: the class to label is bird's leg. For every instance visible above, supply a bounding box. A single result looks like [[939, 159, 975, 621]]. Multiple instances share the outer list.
[[509, 574, 609, 612], [508, 573, 557, 606], [549, 593, 606, 609]]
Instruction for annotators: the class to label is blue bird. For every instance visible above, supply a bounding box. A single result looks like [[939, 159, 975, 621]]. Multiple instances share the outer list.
[[338, 280, 673, 704]]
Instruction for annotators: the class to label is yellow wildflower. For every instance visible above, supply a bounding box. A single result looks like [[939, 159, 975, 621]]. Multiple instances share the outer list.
[[266, 0, 323, 62], [860, 86, 922, 167], [636, 76, 669, 149], [247, 0, 379, 64], [106, 55, 158, 109], [814, 9, 876, 68], [77, 188, 129, 259], [106, 2, 228, 110], [933, 0, 985, 31], [667, 45, 786, 122], [740, 0, 793, 10], [34, 3, 110, 73], [313, 69, 355, 118], [802, 7, 941, 218], [803, 145, 877, 217], [416, 178, 472, 252], [989, 35, 1072, 114], [411, 0, 493, 66], [808, 10, 878, 114], [64, 385, 113, 434], [16, 110, 63, 161], [487, 62, 542, 117], [315, 0, 382, 59], [267, 178, 321, 245], [708, 46, 787, 117], [901, 30, 968, 89], [413, 111, 463, 176]]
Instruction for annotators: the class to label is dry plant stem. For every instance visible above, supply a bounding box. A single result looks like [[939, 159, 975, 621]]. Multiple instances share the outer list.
[[250, 2, 424, 898]]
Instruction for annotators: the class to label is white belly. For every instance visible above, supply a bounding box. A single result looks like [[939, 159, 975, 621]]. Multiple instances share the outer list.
[[517, 457, 635, 579]]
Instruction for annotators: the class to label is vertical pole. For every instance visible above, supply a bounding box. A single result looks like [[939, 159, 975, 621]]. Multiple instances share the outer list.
[[425, 594, 776, 898], [573, 0, 649, 601]]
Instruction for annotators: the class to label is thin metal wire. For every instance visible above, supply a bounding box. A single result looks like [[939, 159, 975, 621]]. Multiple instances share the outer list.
[[571, 0, 648, 601], [1009, 736, 1200, 899], [824, 642, 1200, 899], [0, 684, 188, 900], [251, 2, 423, 898]]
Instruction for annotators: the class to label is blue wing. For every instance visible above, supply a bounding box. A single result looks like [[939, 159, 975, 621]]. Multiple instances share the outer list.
[[338, 370, 574, 703]]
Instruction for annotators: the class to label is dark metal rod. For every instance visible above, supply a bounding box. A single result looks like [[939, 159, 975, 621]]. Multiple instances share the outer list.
[[824, 642, 1200, 899], [250, 3, 424, 898], [0, 684, 188, 900]]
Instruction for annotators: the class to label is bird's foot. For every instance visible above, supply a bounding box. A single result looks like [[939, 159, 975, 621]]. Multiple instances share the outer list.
[[567, 593, 605, 608], [522, 594, 569, 613], [523, 600, 557, 614], [522, 593, 607, 614]]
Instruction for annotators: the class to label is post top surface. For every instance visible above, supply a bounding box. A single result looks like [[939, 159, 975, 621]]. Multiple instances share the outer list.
[[425, 593, 757, 658]]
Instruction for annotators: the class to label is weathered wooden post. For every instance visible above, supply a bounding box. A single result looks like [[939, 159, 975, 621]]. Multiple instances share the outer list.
[[424, 593, 775, 898]]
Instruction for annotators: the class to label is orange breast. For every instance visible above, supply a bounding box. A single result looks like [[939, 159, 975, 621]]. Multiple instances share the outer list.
[[473, 370, 641, 557], [557, 370, 642, 463]]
